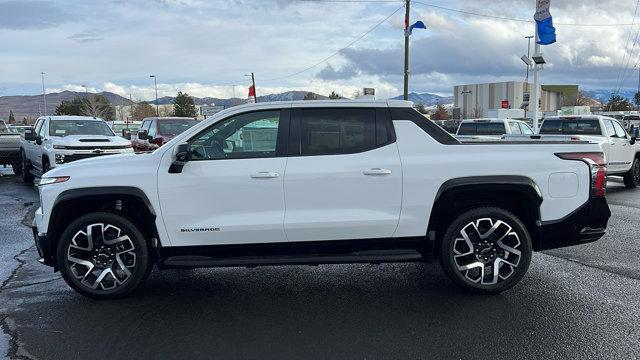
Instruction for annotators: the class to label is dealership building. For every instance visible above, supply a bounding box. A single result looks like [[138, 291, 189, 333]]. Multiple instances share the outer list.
[[453, 81, 577, 119]]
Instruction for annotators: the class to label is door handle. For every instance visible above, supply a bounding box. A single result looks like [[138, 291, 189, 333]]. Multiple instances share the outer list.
[[610, 141, 615, 145], [363, 168, 392, 176], [250, 171, 279, 179]]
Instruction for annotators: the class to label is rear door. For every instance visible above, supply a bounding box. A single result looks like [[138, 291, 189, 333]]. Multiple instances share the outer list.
[[283, 107, 402, 242]]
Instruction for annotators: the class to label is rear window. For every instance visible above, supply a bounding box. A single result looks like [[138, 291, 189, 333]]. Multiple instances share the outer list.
[[457, 122, 505, 135], [158, 120, 199, 136], [539, 119, 601, 135]]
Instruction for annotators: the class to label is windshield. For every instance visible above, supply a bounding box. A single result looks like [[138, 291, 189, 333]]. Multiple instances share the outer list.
[[457, 122, 505, 135], [539, 119, 601, 135], [112, 123, 139, 133], [158, 120, 199, 136], [49, 120, 115, 137]]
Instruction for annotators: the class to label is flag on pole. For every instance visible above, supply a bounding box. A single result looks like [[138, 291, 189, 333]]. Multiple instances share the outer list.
[[248, 85, 256, 103], [407, 21, 427, 36], [535, 0, 556, 45]]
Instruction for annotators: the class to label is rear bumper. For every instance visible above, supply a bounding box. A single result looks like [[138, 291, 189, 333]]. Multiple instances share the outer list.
[[535, 197, 611, 251]]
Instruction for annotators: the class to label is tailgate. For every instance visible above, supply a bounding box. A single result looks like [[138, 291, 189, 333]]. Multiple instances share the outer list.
[[0, 134, 21, 150]]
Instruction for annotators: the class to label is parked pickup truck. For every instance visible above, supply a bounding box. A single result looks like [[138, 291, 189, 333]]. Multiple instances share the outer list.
[[20, 116, 134, 183], [131, 117, 199, 152], [507, 115, 640, 188], [32, 101, 611, 298], [456, 118, 535, 141], [0, 120, 22, 174]]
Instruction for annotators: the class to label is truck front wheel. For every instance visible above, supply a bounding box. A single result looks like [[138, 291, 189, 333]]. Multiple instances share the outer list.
[[57, 212, 152, 299], [623, 157, 640, 188], [439, 207, 532, 294]]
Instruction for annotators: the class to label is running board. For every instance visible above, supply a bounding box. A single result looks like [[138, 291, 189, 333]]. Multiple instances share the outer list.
[[161, 249, 424, 269]]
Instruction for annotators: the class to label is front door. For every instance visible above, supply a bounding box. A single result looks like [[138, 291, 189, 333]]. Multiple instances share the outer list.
[[283, 107, 402, 242], [157, 109, 289, 246]]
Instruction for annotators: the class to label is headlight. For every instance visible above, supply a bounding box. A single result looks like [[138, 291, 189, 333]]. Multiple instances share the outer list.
[[53, 145, 67, 149], [39, 176, 70, 186]]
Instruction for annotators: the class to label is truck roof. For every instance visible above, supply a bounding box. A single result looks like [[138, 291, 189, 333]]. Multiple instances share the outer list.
[[460, 118, 522, 123], [38, 115, 105, 122]]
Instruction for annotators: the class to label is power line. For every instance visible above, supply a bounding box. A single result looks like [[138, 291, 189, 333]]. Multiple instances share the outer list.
[[410, 1, 640, 27], [615, 0, 640, 94], [261, 4, 404, 82]]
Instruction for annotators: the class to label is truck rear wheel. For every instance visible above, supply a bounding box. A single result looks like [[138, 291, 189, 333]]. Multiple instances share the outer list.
[[20, 151, 34, 184], [57, 212, 152, 299], [439, 207, 532, 294], [623, 157, 640, 188]]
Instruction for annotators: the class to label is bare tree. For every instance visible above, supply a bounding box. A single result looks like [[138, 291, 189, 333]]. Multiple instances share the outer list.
[[81, 95, 115, 120]]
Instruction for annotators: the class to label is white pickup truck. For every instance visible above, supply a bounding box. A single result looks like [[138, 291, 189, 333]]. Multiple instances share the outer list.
[[535, 115, 640, 188], [20, 116, 134, 183], [455, 118, 535, 141], [32, 101, 611, 298]]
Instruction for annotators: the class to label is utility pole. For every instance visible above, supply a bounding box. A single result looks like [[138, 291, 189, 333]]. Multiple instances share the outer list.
[[637, 65, 640, 111], [41, 72, 47, 116], [403, 0, 411, 100], [251, 72, 257, 103], [150, 75, 158, 116]]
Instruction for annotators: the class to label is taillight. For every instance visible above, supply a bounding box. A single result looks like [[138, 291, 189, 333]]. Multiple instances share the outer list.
[[555, 152, 607, 197]]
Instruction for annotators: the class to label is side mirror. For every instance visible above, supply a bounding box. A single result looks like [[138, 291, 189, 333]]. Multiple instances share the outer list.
[[169, 143, 190, 174], [148, 137, 158, 145], [24, 129, 38, 141], [138, 130, 148, 140], [122, 129, 132, 140], [630, 126, 638, 145]]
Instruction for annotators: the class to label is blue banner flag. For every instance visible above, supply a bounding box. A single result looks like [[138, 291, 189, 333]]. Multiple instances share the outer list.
[[535, 0, 556, 45], [408, 21, 426, 36]]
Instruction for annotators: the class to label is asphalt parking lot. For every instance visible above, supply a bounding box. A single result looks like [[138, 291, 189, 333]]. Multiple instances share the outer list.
[[0, 168, 639, 359]]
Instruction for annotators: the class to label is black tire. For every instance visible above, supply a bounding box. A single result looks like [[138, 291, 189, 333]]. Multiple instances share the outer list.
[[20, 151, 34, 184], [57, 212, 152, 299], [623, 157, 640, 188], [439, 207, 532, 294], [11, 163, 21, 175], [42, 158, 51, 175]]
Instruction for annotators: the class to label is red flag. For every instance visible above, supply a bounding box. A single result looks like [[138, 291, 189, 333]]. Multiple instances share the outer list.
[[248, 85, 255, 98]]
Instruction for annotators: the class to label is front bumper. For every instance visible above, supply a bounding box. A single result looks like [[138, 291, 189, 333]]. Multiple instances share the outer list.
[[32, 207, 56, 267], [535, 197, 611, 251]]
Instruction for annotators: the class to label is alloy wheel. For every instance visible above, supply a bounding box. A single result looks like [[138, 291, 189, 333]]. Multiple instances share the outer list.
[[452, 218, 522, 285], [66, 223, 137, 291]]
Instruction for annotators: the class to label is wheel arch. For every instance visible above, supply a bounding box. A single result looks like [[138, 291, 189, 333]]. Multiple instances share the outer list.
[[45, 187, 159, 267], [427, 176, 544, 257]]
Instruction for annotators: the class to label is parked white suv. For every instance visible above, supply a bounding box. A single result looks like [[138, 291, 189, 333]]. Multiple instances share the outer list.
[[20, 116, 133, 183], [32, 101, 610, 298], [456, 118, 535, 140]]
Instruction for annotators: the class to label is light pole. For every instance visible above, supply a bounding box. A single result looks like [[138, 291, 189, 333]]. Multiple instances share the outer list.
[[41, 72, 47, 116], [150, 75, 159, 116], [524, 35, 534, 82]]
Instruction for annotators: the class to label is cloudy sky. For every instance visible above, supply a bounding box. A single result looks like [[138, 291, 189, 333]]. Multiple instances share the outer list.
[[1, 0, 639, 100]]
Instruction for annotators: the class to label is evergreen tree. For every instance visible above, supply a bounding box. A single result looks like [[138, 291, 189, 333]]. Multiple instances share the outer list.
[[55, 97, 85, 116], [328, 91, 341, 100], [174, 91, 197, 117], [606, 94, 632, 111]]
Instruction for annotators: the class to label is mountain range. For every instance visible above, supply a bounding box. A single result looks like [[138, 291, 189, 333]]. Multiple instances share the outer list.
[[390, 92, 454, 105]]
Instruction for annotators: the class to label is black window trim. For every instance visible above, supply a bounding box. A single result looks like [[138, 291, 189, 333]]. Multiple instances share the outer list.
[[287, 107, 396, 157], [390, 108, 460, 144], [185, 108, 290, 162]]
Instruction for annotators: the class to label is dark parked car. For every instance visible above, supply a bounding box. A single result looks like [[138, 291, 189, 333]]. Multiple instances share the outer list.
[[132, 117, 199, 152]]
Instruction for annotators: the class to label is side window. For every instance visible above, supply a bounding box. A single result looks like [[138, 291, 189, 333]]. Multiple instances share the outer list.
[[34, 120, 44, 135], [297, 109, 376, 155], [520, 123, 534, 135], [189, 110, 281, 160], [148, 121, 157, 138], [509, 122, 522, 134], [38, 120, 48, 137], [140, 120, 150, 132], [604, 120, 616, 137], [613, 121, 627, 138]]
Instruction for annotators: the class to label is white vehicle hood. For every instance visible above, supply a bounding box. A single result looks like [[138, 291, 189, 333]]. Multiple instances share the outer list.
[[51, 135, 130, 147], [45, 152, 157, 178]]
